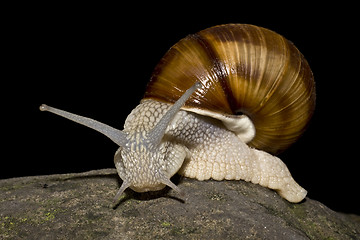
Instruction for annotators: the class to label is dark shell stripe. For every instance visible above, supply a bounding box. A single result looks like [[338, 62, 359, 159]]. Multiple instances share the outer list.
[[145, 24, 316, 154]]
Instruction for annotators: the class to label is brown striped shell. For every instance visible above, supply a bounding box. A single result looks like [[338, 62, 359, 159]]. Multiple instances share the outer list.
[[144, 24, 316, 155]]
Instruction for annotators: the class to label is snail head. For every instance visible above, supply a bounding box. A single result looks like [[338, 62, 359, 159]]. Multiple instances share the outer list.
[[40, 82, 201, 202]]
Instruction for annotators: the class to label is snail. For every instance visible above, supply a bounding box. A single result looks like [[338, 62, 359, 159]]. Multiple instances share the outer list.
[[40, 24, 315, 203]]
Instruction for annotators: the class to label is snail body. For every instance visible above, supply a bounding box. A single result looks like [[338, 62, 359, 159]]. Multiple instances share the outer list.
[[40, 24, 315, 203]]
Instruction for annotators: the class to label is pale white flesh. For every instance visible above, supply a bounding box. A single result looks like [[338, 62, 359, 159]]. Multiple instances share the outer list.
[[122, 99, 307, 203], [40, 83, 306, 203]]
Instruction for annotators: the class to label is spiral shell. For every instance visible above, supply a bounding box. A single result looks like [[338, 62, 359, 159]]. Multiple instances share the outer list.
[[144, 24, 316, 154]]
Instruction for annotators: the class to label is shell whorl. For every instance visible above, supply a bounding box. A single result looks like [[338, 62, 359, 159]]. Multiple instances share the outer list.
[[144, 24, 316, 154]]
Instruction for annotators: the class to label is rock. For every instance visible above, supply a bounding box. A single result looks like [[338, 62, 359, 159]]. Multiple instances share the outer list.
[[1, 169, 359, 239]]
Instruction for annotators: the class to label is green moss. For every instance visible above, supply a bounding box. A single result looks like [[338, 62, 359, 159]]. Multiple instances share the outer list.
[[289, 204, 307, 219], [0, 184, 25, 192], [170, 227, 183, 236], [1, 216, 16, 231], [1, 215, 29, 238], [9, 207, 66, 227], [44, 211, 56, 221], [161, 221, 171, 227], [159, 220, 198, 237]]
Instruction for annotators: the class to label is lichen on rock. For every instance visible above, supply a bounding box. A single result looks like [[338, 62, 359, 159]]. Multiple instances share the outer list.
[[1, 169, 359, 239]]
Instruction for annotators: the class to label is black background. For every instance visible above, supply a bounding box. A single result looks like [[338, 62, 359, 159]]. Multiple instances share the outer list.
[[5, 3, 359, 215]]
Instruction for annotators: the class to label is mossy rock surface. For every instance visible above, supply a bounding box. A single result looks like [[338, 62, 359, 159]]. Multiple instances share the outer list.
[[1, 169, 359, 239]]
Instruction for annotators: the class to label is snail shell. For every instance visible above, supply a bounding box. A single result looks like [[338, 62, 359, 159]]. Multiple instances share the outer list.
[[144, 24, 316, 154]]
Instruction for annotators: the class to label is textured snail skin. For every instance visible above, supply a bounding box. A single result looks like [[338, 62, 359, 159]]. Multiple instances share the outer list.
[[40, 81, 306, 203], [119, 99, 306, 203]]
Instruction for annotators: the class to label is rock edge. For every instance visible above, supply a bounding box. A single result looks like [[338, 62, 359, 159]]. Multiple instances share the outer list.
[[1, 169, 359, 239]]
